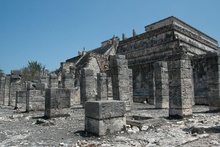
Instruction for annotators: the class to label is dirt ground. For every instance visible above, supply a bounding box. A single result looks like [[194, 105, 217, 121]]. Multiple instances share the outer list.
[[0, 103, 220, 147]]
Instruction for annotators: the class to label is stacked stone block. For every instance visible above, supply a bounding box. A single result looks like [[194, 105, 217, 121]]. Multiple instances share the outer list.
[[168, 56, 193, 118], [4, 75, 11, 105], [45, 88, 71, 118], [0, 77, 5, 104], [110, 55, 133, 111], [49, 74, 58, 88], [206, 55, 220, 111], [154, 61, 169, 108], [80, 68, 97, 106], [85, 100, 126, 136], [26, 90, 44, 112], [97, 73, 107, 100], [15, 91, 27, 111]]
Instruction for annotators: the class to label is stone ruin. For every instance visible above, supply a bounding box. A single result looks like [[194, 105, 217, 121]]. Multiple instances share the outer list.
[[0, 16, 220, 136]]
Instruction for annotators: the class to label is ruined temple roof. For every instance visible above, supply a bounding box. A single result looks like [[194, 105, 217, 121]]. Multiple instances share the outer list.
[[65, 36, 119, 70]]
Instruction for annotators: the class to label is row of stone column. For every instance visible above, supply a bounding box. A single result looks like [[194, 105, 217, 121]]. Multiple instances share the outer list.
[[80, 55, 133, 111], [150, 54, 220, 118]]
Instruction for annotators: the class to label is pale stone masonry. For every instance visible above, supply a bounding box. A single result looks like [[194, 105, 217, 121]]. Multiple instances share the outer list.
[[45, 88, 71, 118], [0, 77, 5, 105], [110, 55, 133, 111], [154, 61, 169, 109], [85, 100, 126, 136], [168, 54, 194, 118], [4, 75, 11, 105], [49, 73, 58, 88], [97, 73, 108, 100], [80, 68, 97, 106]]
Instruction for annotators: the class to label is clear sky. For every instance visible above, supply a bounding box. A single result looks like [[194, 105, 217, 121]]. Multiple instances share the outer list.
[[0, 0, 220, 74]]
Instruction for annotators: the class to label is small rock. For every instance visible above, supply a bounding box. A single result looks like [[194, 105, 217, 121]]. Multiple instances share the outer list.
[[59, 142, 67, 146], [132, 126, 140, 133], [210, 140, 219, 145], [141, 126, 149, 131]]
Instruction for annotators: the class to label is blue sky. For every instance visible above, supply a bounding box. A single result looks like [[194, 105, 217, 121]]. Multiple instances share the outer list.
[[0, 0, 220, 74]]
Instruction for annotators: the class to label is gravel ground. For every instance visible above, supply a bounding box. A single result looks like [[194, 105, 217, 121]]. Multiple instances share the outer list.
[[0, 103, 220, 147]]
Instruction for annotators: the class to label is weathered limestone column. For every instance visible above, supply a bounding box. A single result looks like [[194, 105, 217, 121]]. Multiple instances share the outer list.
[[80, 68, 96, 106], [148, 65, 155, 105], [0, 77, 5, 105], [62, 72, 76, 105], [49, 73, 58, 88], [62, 72, 74, 89], [168, 55, 193, 118], [206, 55, 220, 111], [110, 55, 133, 111], [4, 75, 11, 105], [97, 73, 107, 100], [154, 61, 169, 108], [45, 88, 71, 118]]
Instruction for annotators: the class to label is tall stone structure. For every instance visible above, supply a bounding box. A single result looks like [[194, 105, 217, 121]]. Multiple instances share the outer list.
[[49, 73, 58, 88], [110, 55, 133, 111], [97, 73, 108, 100], [0, 77, 5, 104], [4, 75, 11, 105], [154, 61, 169, 109], [168, 54, 194, 118], [80, 68, 97, 106]]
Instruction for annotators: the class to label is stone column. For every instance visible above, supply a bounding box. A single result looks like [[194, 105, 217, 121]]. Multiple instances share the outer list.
[[97, 73, 108, 100], [62, 72, 74, 89], [148, 65, 155, 105], [4, 75, 11, 106], [110, 55, 133, 111], [49, 74, 58, 88], [206, 55, 220, 111], [45, 88, 71, 118], [0, 77, 5, 105], [168, 55, 193, 118], [154, 61, 169, 108], [80, 68, 96, 106]]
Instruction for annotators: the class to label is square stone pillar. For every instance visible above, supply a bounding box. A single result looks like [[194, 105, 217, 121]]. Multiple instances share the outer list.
[[45, 88, 71, 118], [168, 56, 193, 118], [80, 68, 97, 106], [110, 55, 133, 111], [206, 55, 220, 111], [154, 61, 169, 108], [85, 100, 126, 136], [4, 75, 11, 106], [61, 72, 74, 89], [0, 77, 5, 105], [49, 74, 58, 88], [97, 73, 108, 100]]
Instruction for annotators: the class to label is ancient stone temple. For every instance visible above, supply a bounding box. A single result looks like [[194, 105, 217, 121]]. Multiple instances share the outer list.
[[60, 16, 219, 118], [0, 16, 219, 119]]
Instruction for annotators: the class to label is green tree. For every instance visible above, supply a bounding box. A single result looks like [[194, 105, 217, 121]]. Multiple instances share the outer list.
[[21, 61, 45, 82]]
